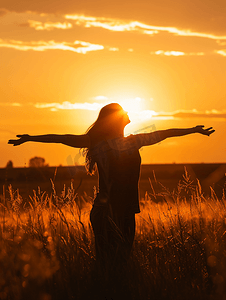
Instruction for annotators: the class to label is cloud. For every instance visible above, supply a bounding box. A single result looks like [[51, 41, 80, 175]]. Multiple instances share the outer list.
[[217, 41, 226, 46], [155, 109, 226, 120], [65, 15, 160, 34], [215, 50, 226, 56], [0, 0, 225, 39], [152, 50, 205, 56], [0, 39, 104, 54], [1, 100, 226, 125], [65, 14, 226, 41], [0, 102, 22, 106], [1, 11, 225, 56], [130, 108, 226, 121], [32, 101, 226, 120], [34, 101, 103, 111], [2, 100, 226, 120], [109, 47, 119, 51], [27, 20, 72, 30], [90, 96, 109, 101], [155, 50, 185, 56], [136, 110, 160, 121]]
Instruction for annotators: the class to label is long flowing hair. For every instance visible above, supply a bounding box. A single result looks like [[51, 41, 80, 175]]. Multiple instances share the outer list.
[[83, 103, 125, 175]]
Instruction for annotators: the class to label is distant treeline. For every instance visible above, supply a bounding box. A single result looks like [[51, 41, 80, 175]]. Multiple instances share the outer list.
[[1, 165, 91, 183], [0, 163, 226, 200], [1, 163, 226, 182]]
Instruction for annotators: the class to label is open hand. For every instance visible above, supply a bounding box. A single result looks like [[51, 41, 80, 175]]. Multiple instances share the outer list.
[[8, 134, 30, 146], [195, 125, 215, 136]]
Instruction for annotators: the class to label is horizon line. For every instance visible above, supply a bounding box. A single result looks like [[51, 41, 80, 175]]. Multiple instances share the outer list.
[[1, 162, 226, 169]]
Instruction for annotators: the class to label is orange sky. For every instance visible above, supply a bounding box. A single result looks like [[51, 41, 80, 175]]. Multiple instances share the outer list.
[[0, 0, 225, 167]]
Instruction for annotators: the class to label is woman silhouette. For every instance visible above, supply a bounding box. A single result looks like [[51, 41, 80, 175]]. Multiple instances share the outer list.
[[8, 103, 215, 275]]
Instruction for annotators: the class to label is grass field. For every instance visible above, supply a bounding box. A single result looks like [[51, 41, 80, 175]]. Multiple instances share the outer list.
[[0, 169, 226, 300]]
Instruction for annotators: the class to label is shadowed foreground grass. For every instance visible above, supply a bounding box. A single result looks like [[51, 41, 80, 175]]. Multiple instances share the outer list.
[[0, 172, 226, 300]]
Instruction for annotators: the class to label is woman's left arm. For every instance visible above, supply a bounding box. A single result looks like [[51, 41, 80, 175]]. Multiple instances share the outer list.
[[158, 125, 215, 140], [135, 125, 215, 148]]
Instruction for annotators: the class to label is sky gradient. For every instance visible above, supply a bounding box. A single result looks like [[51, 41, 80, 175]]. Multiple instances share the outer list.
[[0, 0, 225, 167]]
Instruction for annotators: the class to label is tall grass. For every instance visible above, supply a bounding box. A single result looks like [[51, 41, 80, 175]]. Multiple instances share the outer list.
[[0, 170, 226, 300]]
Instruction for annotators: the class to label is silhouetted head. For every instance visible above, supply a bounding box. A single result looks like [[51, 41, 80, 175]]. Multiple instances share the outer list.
[[84, 103, 130, 174], [87, 103, 130, 144], [96, 102, 129, 125]]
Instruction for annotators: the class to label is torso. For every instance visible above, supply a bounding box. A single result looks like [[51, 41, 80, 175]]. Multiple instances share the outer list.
[[89, 135, 141, 217]]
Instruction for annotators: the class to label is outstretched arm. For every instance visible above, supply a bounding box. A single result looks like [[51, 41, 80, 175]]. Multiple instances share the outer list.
[[8, 134, 90, 148], [136, 125, 215, 148], [158, 125, 215, 140]]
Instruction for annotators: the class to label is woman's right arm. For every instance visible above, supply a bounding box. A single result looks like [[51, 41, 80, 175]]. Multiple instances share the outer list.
[[8, 134, 90, 148]]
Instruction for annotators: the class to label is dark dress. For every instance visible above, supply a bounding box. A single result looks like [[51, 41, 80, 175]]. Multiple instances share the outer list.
[[89, 134, 141, 272]]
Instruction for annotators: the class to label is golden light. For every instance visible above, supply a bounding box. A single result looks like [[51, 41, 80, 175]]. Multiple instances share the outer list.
[[116, 97, 143, 121]]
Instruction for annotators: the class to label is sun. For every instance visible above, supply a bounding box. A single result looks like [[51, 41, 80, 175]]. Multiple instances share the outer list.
[[116, 97, 143, 120]]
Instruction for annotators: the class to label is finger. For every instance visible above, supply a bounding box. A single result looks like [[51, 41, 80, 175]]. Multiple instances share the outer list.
[[208, 130, 215, 133], [208, 130, 215, 135], [16, 135, 22, 137], [206, 127, 213, 130]]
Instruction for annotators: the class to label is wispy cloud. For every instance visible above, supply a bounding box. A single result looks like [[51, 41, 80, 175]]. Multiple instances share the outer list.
[[135, 110, 160, 121], [34, 101, 103, 111], [0, 39, 104, 54], [109, 47, 119, 51], [129, 108, 226, 121], [33, 101, 226, 120], [155, 50, 185, 56], [0, 102, 22, 107], [124, 109, 224, 121], [65, 15, 153, 33], [2, 12, 225, 56], [90, 96, 109, 101], [217, 41, 226, 46], [65, 14, 226, 41], [215, 50, 226, 57], [27, 20, 72, 30], [155, 109, 226, 120], [152, 50, 205, 56], [2, 100, 225, 120]]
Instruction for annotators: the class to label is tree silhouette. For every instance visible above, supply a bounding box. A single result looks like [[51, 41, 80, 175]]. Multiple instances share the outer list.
[[29, 156, 48, 168], [6, 160, 13, 168]]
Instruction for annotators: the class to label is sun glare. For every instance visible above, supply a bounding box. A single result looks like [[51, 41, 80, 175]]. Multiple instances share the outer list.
[[117, 97, 143, 121]]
